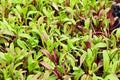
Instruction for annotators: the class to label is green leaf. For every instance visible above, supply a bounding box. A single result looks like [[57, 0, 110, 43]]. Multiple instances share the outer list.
[[70, 38, 80, 43], [70, 0, 78, 8], [72, 67, 84, 80], [111, 61, 120, 74], [92, 73, 104, 80], [82, 0, 89, 10], [60, 43, 68, 51], [27, 11, 38, 17], [109, 48, 119, 59], [43, 7, 54, 18], [92, 17, 97, 26], [66, 53, 76, 67], [2, 18, 14, 32], [111, 34, 117, 48], [15, 47, 21, 54], [93, 42, 107, 49], [85, 18, 90, 28], [17, 39, 27, 49], [37, 16, 45, 27], [91, 63, 99, 74], [0, 52, 6, 60], [86, 49, 94, 70], [28, 55, 39, 72], [103, 50, 110, 73], [59, 53, 66, 65], [16, 4, 22, 14], [116, 28, 120, 38], [10, 42, 14, 51], [27, 75, 34, 80], [13, 62, 23, 70], [80, 52, 87, 67], [104, 74, 119, 80]]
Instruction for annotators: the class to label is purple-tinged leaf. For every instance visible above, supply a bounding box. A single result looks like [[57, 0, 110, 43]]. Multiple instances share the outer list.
[[64, 75, 70, 80], [40, 61, 62, 79], [114, 0, 120, 3], [107, 10, 114, 27], [98, 59, 103, 68], [85, 41, 91, 49], [40, 61, 53, 70], [76, 21, 84, 35], [110, 21, 120, 31], [79, 16, 86, 21], [42, 31, 48, 42], [90, 10, 97, 14], [40, 49, 54, 63], [65, 0, 70, 6], [98, 9, 104, 18], [53, 67, 62, 79], [81, 74, 91, 80], [54, 48, 58, 65], [117, 73, 120, 78], [71, 25, 75, 35], [90, 23, 95, 33], [62, 63, 67, 74]]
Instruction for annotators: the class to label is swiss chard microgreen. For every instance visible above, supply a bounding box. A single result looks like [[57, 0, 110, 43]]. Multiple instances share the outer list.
[[0, 0, 120, 80]]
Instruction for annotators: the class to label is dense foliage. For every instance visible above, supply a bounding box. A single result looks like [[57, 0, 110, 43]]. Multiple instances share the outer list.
[[0, 0, 120, 80]]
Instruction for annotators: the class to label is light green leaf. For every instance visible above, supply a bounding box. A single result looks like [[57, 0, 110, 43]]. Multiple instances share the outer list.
[[116, 28, 120, 38], [27, 75, 34, 80], [70, 0, 78, 8], [111, 61, 120, 74], [80, 52, 87, 67], [85, 18, 90, 28], [92, 17, 97, 26], [10, 42, 14, 51], [103, 50, 110, 73], [16, 4, 22, 13], [17, 39, 27, 49], [0, 52, 6, 60], [18, 33, 31, 39], [86, 49, 94, 69], [3, 18, 14, 32], [104, 74, 119, 80], [93, 42, 107, 49], [67, 53, 76, 67], [70, 38, 80, 43], [27, 11, 38, 17]]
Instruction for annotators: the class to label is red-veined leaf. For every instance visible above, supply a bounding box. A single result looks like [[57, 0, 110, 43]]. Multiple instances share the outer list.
[[53, 67, 62, 79], [40, 49, 54, 63]]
